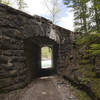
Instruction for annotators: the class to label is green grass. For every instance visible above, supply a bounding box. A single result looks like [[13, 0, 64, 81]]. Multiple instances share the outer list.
[[90, 78, 100, 99], [72, 87, 91, 100]]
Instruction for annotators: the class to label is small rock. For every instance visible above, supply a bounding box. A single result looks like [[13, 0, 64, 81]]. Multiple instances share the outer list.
[[41, 91, 47, 95]]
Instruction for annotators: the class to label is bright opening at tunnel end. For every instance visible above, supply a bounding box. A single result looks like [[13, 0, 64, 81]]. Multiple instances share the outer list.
[[41, 47, 52, 69]]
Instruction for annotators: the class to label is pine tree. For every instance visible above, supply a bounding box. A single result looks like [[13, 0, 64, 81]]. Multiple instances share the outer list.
[[64, 0, 89, 33], [64, 0, 100, 33], [90, 0, 100, 32]]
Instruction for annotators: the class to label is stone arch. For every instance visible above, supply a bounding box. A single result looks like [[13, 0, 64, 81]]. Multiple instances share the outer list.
[[0, 4, 75, 92], [24, 36, 59, 78]]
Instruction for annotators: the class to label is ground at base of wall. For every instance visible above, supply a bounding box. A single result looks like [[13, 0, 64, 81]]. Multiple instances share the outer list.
[[0, 75, 78, 100], [71, 85, 92, 100]]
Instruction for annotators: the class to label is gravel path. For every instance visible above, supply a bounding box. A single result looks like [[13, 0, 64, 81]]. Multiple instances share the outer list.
[[0, 76, 77, 100]]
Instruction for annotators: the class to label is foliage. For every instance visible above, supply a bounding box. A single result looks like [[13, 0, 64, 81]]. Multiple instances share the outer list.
[[0, 0, 27, 10], [64, 0, 100, 33], [73, 87, 91, 100], [78, 64, 95, 79], [0, 0, 10, 5], [79, 59, 90, 65], [90, 78, 100, 98], [87, 49, 100, 56], [90, 44, 100, 50], [64, 0, 89, 33], [17, 0, 27, 10], [75, 34, 92, 45], [41, 47, 52, 59], [74, 32, 100, 99], [75, 33, 100, 46], [43, 0, 61, 24]]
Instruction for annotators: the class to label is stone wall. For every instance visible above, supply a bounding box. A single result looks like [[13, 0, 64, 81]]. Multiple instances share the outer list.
[[0, 4, 76, 92]]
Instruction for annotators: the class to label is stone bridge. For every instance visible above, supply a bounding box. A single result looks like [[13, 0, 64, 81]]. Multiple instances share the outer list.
[[0, 4, 77, 92]]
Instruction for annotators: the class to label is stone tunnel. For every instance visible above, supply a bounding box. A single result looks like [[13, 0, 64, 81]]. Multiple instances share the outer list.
[[0, 4, 76, 92]]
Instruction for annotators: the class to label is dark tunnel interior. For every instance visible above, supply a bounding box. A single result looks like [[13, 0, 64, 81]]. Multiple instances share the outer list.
[[24, 36, 59, 78]]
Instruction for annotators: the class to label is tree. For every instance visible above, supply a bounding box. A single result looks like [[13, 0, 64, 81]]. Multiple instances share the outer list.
[[64, 0, 89, 33], [64, 0, 100, 33], [0, 0, 10, 5], [0, 0, 27, 10], [44, 0, 61, 24], [90, 0, 100, 32], [17, 0, 27, 10], [0, 0, 2, 3]]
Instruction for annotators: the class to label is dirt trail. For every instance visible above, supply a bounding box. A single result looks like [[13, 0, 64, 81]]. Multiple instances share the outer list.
[[0, 76, 77, 100]]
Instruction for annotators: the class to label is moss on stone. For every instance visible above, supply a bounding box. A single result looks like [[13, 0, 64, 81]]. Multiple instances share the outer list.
[[73, 33, 100, 100], [90, 44, 100, 50], [79, 59, 90, 65], [87, 50, 100, 56], [90, 78, 100, 99], [82, 71, 96, 77], [83, 55, 89, 59], [78, 64, 94, 70]]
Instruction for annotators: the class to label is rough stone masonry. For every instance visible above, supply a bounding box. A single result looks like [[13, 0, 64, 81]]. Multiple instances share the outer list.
[[0, 4, 77, 92]]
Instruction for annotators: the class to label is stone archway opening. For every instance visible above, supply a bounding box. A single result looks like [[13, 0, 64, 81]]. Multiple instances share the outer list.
[[41, 46, 53, 69], [24, 36, 58, 79]]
